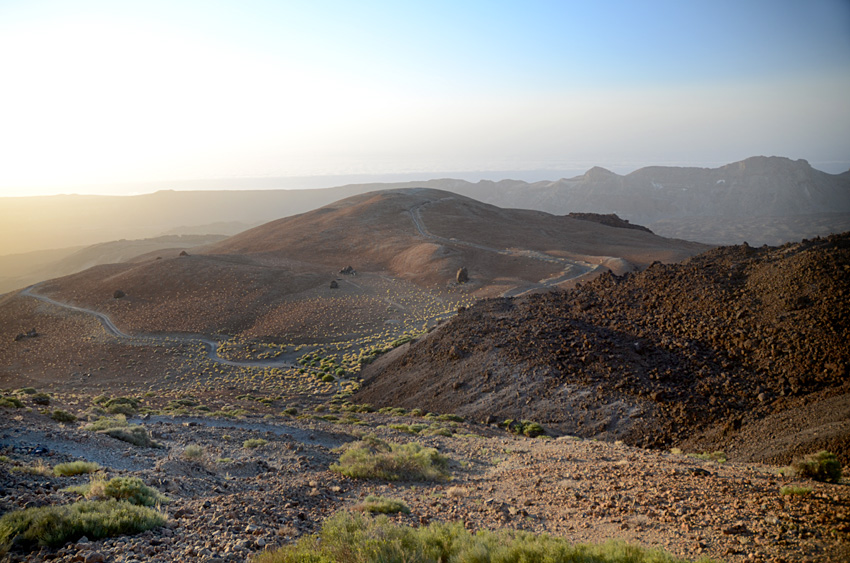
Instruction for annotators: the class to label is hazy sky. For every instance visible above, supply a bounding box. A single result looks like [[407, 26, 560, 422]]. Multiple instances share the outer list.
[[1, 0, 849, 196]]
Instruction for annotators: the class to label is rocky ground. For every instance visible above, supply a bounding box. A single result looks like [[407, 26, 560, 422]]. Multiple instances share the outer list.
[[356, 233, 850, 465], [1, 399, 849, 563], [0, 400, 850, 562]]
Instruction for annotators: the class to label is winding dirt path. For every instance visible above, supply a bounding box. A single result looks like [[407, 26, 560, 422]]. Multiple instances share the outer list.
[[21, 284, 296, 369], [408, 200, 600, 296]]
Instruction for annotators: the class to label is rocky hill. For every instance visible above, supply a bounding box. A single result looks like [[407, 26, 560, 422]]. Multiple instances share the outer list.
[[356, 232, 850, 465], [30, 189, 707, 339]]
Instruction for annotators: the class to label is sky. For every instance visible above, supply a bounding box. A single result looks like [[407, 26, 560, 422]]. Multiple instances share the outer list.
[[1, 0, 849, 196]]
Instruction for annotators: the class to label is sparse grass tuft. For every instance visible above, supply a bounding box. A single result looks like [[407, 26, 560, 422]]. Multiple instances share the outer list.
[[101, 426, 158, 448], [53, 461, 100, 477], [500, 419, 546, 438], [183, 445, 205, 461], [353, 496, 410, 515], [787, 451, 842, 483], [252, 511, 703, 563], [10, 461, 52, 476], [780, 485, 812, 496], [84, 415, 128, 432], [243, 438, 268, 449], [0, 397, 24, 409], [65, 476, 169, 507], [0, 499, 165, 552], [690, 451, 727, 463], [330, 435, 449, 481], [50, 410, 76, 423]]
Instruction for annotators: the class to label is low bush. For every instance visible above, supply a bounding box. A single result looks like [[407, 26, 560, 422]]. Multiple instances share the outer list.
[[84, 415, 128, 432], [50, 410, 76, 423], [780, 485, 812, 496], [53, 461, 100, 477], [65, 476, 168, 507], [691, 451, 727, 463], [30, 393, 51, 406], [16, 387, 37, 395], [788, 451, 842, 483], [243, 438, 268, 449], [500, 419, 546, 438], [252, 511, 700, 563], [0, 397, 24, 409], [183, 445, 205, 461], [330, 435, 449, 481], [10, 461, 51, 476], [0, 499, 165, 553], [353, 496, 410, 515], [101, 426, 158, 448]]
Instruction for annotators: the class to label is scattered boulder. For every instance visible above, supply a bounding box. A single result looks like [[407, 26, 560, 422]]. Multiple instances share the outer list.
[[339, 266, 356, 275], [456, 267, 469, 284], [14, 328, 38, 342], [329, 280, 339, 289], [179, 250, 189, 257], [113, 289, 126, 299]]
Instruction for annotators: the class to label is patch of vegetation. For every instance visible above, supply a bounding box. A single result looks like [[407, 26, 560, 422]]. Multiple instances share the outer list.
[[0, 397, 24, 409], [787, 451, 842, 483], [500, 419, 546, 438], [422, 426, 452, 437], [53, 461, 100, 477], [282, 407, 298, 416], [10, 461, 52, 476], [330, 435, 449, 481], [780, 485, 813, 496], [30, 393, 51, 406], [0, 499, 165, 552], [243, 438, 268, 449], [84, 415, 129, 432], [50, 410, 76, 423], [101, 426, 158, 448], [436, 413, 464, 423], [690, 451, 727, 463], [16, 387, 37, 395], [65, 476, 168, 507], [353, 496, 411, 515], [252, 511, 703, 563], [183, 445, 205, 460]]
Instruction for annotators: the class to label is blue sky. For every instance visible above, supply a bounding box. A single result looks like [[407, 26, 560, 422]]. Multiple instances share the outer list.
[[1, 0, 848, 195]]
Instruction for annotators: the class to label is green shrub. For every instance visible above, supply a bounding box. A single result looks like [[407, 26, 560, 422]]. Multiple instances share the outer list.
[[0, 499, 165, 552], [50, 410, 76, 423], [183, 445, 205, 460], [84, 415, 128, 432], [252, 511, 699, 563], [436, 413, 464, 423], [354, 496, 410, 515], [282, 407, 298, 416], [243, 438, 268, 449], [788, 451, 842, 483], [53, 462, 100, 477], [30, 393, 50, 406], [65, 476, 168, 507], [0, 397, 24, 409], [780, 485, 812, 496], [330, 435, 449, 481], [11, 461, 52, 476], [691, 451, 727, 463], [322, 374, 336, 383], [500, 419, 546, 438], [16, 387, 37, 395], [101, 426, 157, 448]]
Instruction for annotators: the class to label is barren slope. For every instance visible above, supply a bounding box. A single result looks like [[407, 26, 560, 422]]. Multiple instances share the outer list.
[[356, 232, 850, 464]]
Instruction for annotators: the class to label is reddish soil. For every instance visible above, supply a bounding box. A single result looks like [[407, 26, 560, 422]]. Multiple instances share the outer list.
[[356, 233, 850, 465]]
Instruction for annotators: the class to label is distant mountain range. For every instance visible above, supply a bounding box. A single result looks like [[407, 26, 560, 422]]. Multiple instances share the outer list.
[[1, 156, 847, 292]]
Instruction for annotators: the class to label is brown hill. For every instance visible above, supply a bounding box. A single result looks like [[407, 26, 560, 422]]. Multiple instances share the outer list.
[[355, 232, 850, 464], [32, 189, 709, 340]]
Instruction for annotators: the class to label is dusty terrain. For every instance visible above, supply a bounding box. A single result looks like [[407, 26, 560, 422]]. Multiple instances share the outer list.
[[357, 233, 850, 465], [2, 396, 849, 563]]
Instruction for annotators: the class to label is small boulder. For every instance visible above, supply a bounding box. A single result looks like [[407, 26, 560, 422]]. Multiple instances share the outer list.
[[179, 250, 189, 256], [329, 280, 339, 289], [456, 267, 469, 284], [339, 265, 356, 275], [113, 289, 126, 299]]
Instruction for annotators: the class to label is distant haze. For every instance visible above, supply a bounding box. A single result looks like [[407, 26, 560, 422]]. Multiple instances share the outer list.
[[1, 1, 849, 196]]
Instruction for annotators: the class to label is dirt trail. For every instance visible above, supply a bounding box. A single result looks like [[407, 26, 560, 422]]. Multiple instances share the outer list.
[[21, 284, 296, 369], [408, 200, 599, 296]]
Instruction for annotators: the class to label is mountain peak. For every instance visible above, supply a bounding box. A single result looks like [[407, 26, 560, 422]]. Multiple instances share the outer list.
[[582, 166, 620, 181]]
